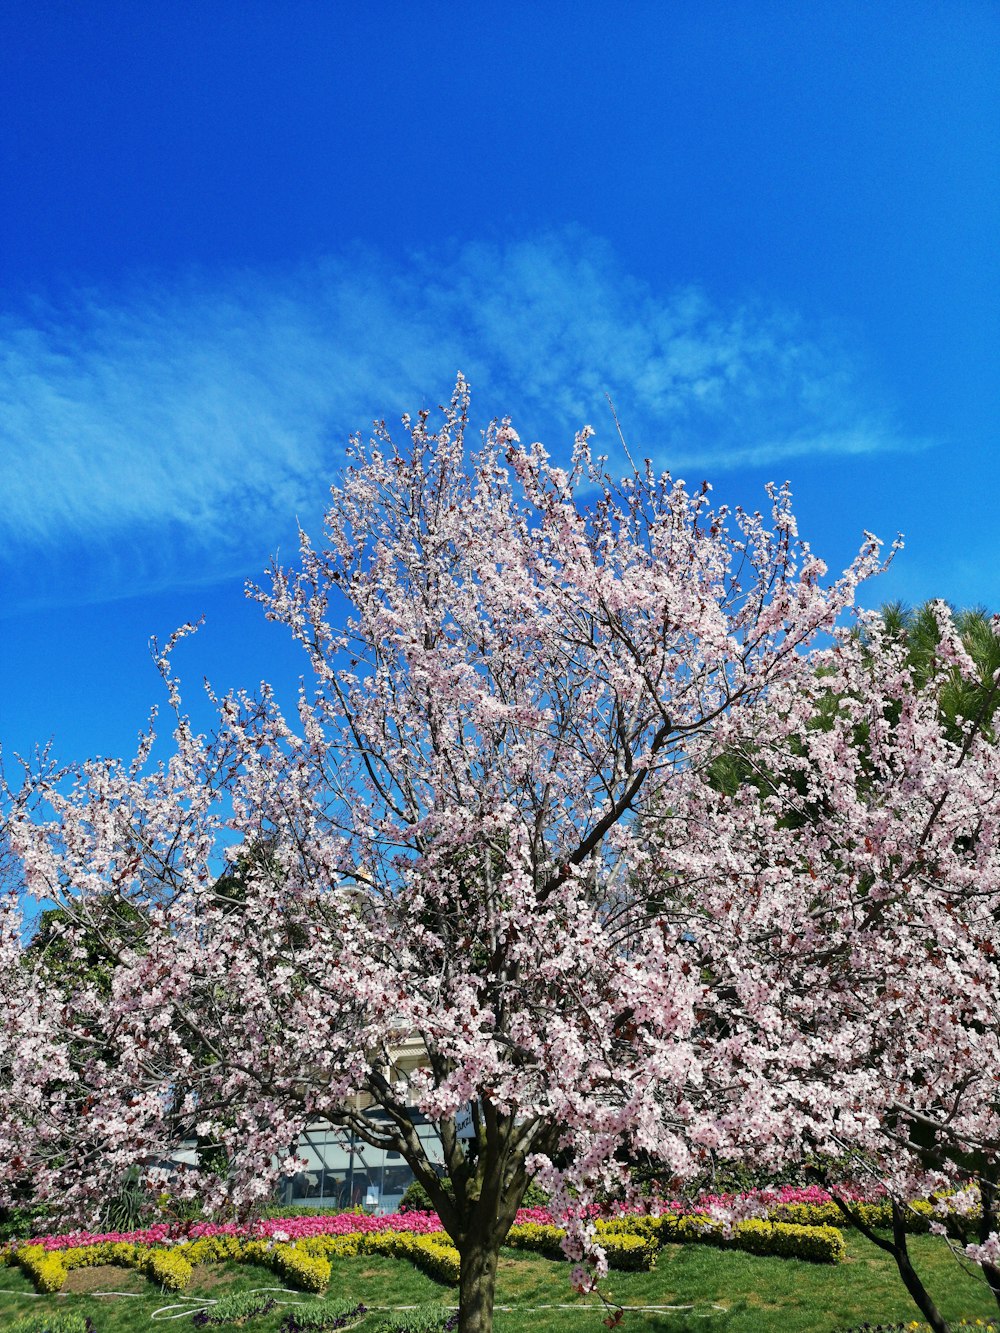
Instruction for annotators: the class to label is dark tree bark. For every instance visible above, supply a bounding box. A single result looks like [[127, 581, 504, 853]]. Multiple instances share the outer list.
[[828, 1193, 950, 1333], [456, 1225, 502, 1333]]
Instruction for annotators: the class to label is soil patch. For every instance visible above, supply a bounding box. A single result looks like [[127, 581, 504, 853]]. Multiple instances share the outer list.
[[62, 1264, 148, 1295]]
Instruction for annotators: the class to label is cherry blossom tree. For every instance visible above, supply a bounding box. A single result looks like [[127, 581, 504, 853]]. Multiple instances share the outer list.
[[1, 379, 894, 1332], [674, 599, 1000, 1331]]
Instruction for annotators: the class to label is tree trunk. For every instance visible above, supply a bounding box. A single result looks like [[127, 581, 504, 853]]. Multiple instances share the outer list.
[[457, 1232, 500, 1333], [889, 1200, 950, 1333], [827, 1188, 950, 1333]]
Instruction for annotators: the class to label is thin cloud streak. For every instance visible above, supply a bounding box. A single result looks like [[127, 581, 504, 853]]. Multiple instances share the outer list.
[[0, 232, 919, 609]]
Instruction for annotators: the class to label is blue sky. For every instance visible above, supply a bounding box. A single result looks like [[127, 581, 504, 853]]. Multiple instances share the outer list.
[[1, 1, 998, 767]]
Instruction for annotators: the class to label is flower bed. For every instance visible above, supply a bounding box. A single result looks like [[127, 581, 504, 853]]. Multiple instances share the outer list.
[[5, 1185, 968, 1297], [19, 1208, 449, 1252], [4, 1226, 462, 1295]]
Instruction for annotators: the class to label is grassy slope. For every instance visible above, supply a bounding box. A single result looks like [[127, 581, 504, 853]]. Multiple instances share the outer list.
[[0, 1233, 996, 1331]]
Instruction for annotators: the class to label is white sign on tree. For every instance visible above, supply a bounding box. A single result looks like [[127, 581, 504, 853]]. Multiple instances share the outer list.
[[454, 1103, 476, 1140]]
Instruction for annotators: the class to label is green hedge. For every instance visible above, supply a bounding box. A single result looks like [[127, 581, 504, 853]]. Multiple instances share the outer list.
[[767, 1197, 980, 1240], [596, 1213, 846, 1264], [506, 1223, 566, 1260], [293, 1230, 462, 1285], [506, 1222, 657, 1271], [362, 1232, 461, 1285]]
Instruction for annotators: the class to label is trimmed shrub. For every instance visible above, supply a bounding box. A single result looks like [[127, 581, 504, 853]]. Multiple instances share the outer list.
[[506, 1223, 566, 1260], [14, 1245, 68, 1293], [649, 1213, 846, 1264], [363, 1232, 461, 1285], [596, 1216, 664, 1240], [180, 1234, 246, 1265], [307, 1234, 365, 1260], [594, 1212, 846, 1264], [732, 1220, 846, 1263], [507, 1222, 657, 1271], [600, 1232, 658, 1270], [770, 1199, 934, 1233], [271, 1242, 332, 1292], [142, 1246, 194, 1290]]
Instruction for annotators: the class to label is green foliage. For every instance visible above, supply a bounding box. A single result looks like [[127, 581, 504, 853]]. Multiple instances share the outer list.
[[281, 1300, 369, 1330], [13, 1245, 68, 1293], [25, 898, 146, 998], [192, 1289, 278, 1324], [5, 1314, 94, 1333], [508, 1212, 846, 1266], [361, 1232, 461, 1285], [863, 599, 1000, 744], [0, 1203, 50, 1244], [101, 1168, 145, 1233], [598, 1231, 659, 1270], [520, 1180, 551, 1208], [367, 1311, 457, 1333], [141, 1244, 193, 1290], [505, 1222, 566, 1260], [594, 1212, 848, 1264], [398, 1174, 546, 1214], [724, 1218, 847, 1264], [270, 1242, 332, 1292], [194, 1291, 367, 1330], [399, 1177, 451, 1213]]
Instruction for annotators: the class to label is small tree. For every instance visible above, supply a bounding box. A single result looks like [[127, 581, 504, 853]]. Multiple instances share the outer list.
[[1, 380, 890, 1332]]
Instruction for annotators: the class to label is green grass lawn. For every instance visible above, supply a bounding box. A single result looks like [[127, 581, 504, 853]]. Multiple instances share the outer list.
[[0, 1233, 996, 1331]]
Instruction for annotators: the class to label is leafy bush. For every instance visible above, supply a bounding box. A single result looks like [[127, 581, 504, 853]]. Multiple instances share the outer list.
[[398, 1177, 548, 1213], [5, 1315, 95, 1333], [14, 1245, 68, 1293], [367, 1312, 458, 1333], [506, 1222, 566, 1260], [399, 1178, 451, 1212], [593, 1212, 846, 1263], [270, 1242, 333, 1292], [279, 1300, 368, 1331], [142, 1246, 194, 1290], [600, 1232, 659, 1270], [0, 1203, 51, 1244], [507, 1222, 657, 1270], [521, 1181, 551, 1208], [193, 1291, 278, 1325], [180, 1235, 246, 1265], [363, 1232, 461, 1285], [730, 1219, 847, 1263], [307, 1234, 365, 1260]]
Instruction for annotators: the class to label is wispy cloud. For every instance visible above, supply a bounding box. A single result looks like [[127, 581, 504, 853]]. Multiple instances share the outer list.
[[0, 231, 919, 610]]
